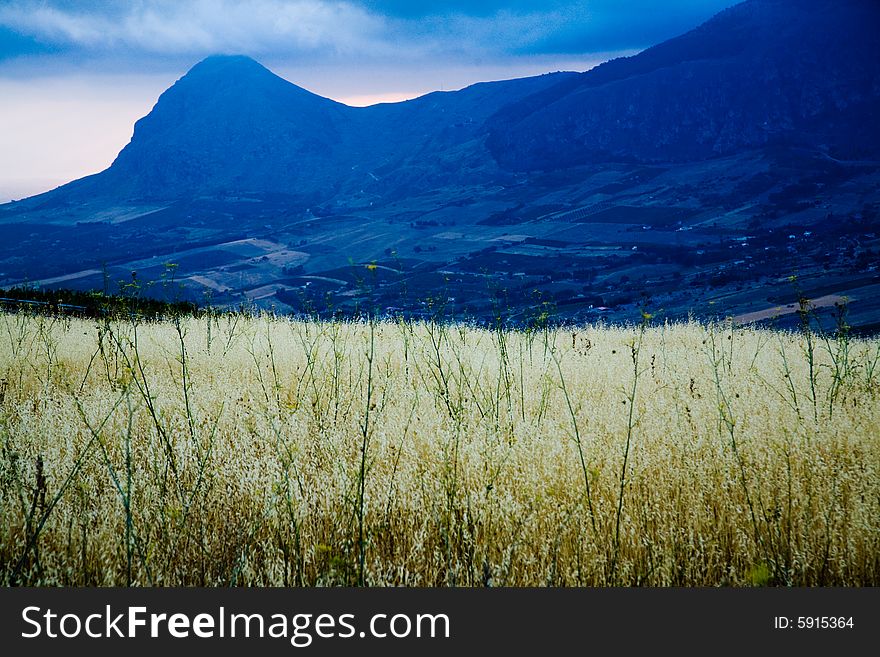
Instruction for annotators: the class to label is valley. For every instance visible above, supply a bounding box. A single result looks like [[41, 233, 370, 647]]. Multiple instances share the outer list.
[[2, 147, 878, 332]]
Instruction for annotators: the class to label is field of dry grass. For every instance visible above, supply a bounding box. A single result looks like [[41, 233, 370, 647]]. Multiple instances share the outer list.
[[1, 311, 878, 586]]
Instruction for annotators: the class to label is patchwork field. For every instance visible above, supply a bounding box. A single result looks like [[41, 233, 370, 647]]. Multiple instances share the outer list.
[[1, 311, 878, 586]]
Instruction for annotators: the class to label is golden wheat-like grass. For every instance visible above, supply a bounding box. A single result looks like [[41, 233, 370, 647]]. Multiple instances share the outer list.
[[0, 311, 878, 586]]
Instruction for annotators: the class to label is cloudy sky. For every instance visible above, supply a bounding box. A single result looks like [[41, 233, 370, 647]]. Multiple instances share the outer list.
[[0, 0, 735, 202]]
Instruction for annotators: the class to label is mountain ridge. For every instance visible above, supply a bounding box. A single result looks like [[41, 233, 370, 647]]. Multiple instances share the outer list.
[[487, 0, 880, 168], [7, 58, 576, 207], [5, 0, 878, 208]]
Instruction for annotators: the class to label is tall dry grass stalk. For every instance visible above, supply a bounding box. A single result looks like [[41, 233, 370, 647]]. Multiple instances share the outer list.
[[0, 311, 878, 586]]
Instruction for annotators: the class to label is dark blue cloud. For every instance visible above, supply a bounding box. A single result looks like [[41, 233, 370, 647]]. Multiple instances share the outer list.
[[524, 0, 737, 53], [0, 0, 740, 67], [358, 1, 572, 18]]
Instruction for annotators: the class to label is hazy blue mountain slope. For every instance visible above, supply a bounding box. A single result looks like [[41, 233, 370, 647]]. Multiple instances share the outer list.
[[487, 0, 880, 169]]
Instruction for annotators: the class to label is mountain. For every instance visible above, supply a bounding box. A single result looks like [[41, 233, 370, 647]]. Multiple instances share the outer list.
[[26, 55, 574, 205], [106, 55, 350, 199], [2, 0, 879, 332], [487, 0, 880, 169], [9, 0, 878, 205]]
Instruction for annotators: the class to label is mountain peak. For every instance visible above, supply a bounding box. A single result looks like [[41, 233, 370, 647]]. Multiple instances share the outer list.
[[184, 54, 272, 80], [97, 54, 351, 199], [172, 53, 299, 95]]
